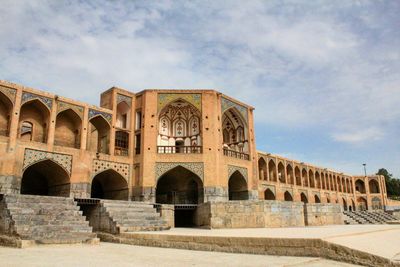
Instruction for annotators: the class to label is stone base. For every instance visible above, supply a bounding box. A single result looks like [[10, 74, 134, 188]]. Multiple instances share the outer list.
[[203, 187, 228, 202], [70, 183, 91, 198], [304, 203, 344, 226], [131, 186, 155, 202], [0, 175, 21, 194]]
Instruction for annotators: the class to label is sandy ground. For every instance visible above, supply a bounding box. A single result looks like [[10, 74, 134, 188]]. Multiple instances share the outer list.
[[0, 242, 360, 267]]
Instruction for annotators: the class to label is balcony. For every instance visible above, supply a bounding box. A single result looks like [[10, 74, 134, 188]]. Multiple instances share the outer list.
[[157, 146, 202, 154], [223, 148, 250, 160]]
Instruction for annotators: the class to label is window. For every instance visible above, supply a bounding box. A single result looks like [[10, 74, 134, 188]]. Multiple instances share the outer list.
[[135, 111, 142, 130], [135, 134, 141, 154], [115, 131, 129, 156]]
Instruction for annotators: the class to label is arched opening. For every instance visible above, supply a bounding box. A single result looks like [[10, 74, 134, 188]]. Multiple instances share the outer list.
[[222, 107, 248, 155], [87, 115, 110, 154], [21, 160, 70, 197], [369, 179, 380, 193], [264, 188, 275, 200], [300, 192, 308, 203], [321, 173, 326, 190], [284, 191, 293, 201], [302, 169, 308, 187], [268, 160, 277, 182], [0, 91, 13, 137], [228, 171, 248, 200], [314, 195, 321, 203], [278, 162, 285, 183], [258, 157, 267, 180], [156, 166, 203, 205], [287, 164, 294, 185], [54, 109, 82, 148], [91, 169, 128, 200], [332, 176, 337, 191], [371, 197, 382, 210], [156, 166, 204, 227], [342, 177, 346, 193], [357, 197, 368, 211], [116, 101, 130, 129], [327, 197, 331, 203], [337, 177, 342, 192], [355, 179, 366, 193], [158, 99, 201, 154], [309, 170, 315, 188], [315, 171, 321, 189], [19, 99, 50, 143], [295, 166, 301, 186], [342, 198, 348, 211]]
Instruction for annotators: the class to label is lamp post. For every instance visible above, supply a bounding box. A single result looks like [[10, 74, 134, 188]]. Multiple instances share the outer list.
[[362, 163, 367, 177]]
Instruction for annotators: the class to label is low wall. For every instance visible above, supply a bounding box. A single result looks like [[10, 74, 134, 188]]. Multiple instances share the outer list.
[[195, 200, 305, 228], [304, 203, 344, 226]]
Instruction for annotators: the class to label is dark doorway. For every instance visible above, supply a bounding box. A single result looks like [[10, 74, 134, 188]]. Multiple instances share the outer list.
[[91, 169, 128, 200], [228, 171, 248, 200]]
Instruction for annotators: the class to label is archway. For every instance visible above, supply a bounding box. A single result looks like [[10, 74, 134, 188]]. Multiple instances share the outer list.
[[295, 166, 301, 186], [342, 198, 348, 211], [357, 197, 368, 211], [156, 166, 203, 204], [309, 170, 315, 188], [278, 162, 285, 183], [91, 169, 128, 200], [116, 101, 130, 129], [315, 171, 321, 189], [302, 169, 308, 187], [87, 115, 110, 154], [0, 91, 13, 137], [54, 109, 82, 148], [369, 179, 380, 193], [268, 160, 277, 182], [258, 158, 267, 180], [371, 197, 382, 210], [156, 166, 204, 227], [300, 192, 308, 203], [222, 107, 247, 154], [287, 164, 294, 184], [264, 188, 275, 200], [284, 191, 293, 201], [355, 179, 366, 193], [21, 159, 70, 197], [228, 171, 248, 200], [19, 99, 50, 143], [314, 195, 321, 203]]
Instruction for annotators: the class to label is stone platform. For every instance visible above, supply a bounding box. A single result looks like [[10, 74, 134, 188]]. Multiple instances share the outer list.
[[98, 225, 400, 267]]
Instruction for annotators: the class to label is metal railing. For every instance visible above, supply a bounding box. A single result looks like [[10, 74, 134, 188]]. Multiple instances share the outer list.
[[223, 148, 250, 160], [157, 146, 202, 154]]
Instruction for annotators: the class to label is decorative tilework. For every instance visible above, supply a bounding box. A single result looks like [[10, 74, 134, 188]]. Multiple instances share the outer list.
[[228, 165, 248, 182], [0, 85, 16, 104], [21, 92, 53, 110], [117, 94, 132, 106], [92, 159, 130, 181], [158, 93, 202, 112], [57, 101, 84, 118], [155, 162, 204, 181], [23, 149, 72, 175], [221, 97, 248, 124], [88, 109, 112, 124]]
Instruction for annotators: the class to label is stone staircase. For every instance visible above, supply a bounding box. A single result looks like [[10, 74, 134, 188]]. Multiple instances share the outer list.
[[99, 200, 170, 233], [1, 194, 97, 244], [343, 210, 399, 225]]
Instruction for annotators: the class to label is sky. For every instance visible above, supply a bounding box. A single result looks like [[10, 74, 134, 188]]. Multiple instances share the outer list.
[[0, 0, 399, 177]]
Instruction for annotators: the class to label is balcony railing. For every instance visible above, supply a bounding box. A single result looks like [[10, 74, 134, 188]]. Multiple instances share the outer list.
[[157, 146, 202, 154], [223, 148, 250, 160], [114, 147, 129, 156]]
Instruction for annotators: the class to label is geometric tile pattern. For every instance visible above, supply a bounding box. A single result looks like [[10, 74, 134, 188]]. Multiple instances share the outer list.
[[88, 109, 112, 124], [0, 85, 17, 104], [92, 159, 130, 181], [23, 148, 72, 175], [221, 97, 248, 124], [117, 94, 132, 107], [228, 165, 248, 182], [158, 93, 202, 112], [57, 101, 84, 118], [21, 92, 53, 110], [155, 162, 204, 181]]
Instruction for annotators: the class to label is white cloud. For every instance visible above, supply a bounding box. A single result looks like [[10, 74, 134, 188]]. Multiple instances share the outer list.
[[332, 127, 384, 144]]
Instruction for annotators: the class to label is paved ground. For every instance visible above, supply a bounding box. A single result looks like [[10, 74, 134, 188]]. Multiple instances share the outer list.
[[0, 242, 360, 267], [137, 224, 400, 262]]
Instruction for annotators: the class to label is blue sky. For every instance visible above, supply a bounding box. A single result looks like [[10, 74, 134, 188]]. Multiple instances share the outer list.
[[1, 1, 399, 176]]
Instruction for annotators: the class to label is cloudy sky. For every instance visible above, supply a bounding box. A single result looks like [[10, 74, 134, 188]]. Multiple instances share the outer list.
[[1, 1, 399, 176]]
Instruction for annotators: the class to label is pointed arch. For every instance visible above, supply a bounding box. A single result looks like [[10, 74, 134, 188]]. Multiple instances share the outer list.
[[286, 164, 294, 185], [314, 194, 321, 203], [116, 101, 130, 129], [300, 192, 308, 203], [91, 169, 128, 200], [315, 171, 321, 189], [278, 162, 286, 183], [258, 157, 267, 180], [0, 90, 13, 137], [228, 170, 248, 200], [284, 191, 293, 201], [295, 166, 301, 186], [87, 115, 111, 154], [355, 179, 366, 193], [21, 159, 70, 197], [369, 179, 380, 193], [302, 168, 308, 187], [268, 160, 277, 182], [54, 108, 82, 148], [19, 99, 50, 143], [309, 170, 315, 188], [222, 107, 248, 153], [264, 188, 275, 200]]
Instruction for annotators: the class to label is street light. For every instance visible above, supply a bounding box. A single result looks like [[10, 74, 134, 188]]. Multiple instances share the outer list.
[[362, 163, 367, 177]]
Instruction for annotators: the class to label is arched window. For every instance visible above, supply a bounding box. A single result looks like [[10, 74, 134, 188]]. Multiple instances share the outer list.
[[222, 107, 248, 155]]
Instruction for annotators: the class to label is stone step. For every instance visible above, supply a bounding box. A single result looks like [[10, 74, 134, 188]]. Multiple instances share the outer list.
[[7, 208, 82, 216], [6, 202, 80, 210], [13, 218, 89, 226], [119, 225, 170, 232], [4, 195, 75, 204], [102, 203, 156, 210]]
